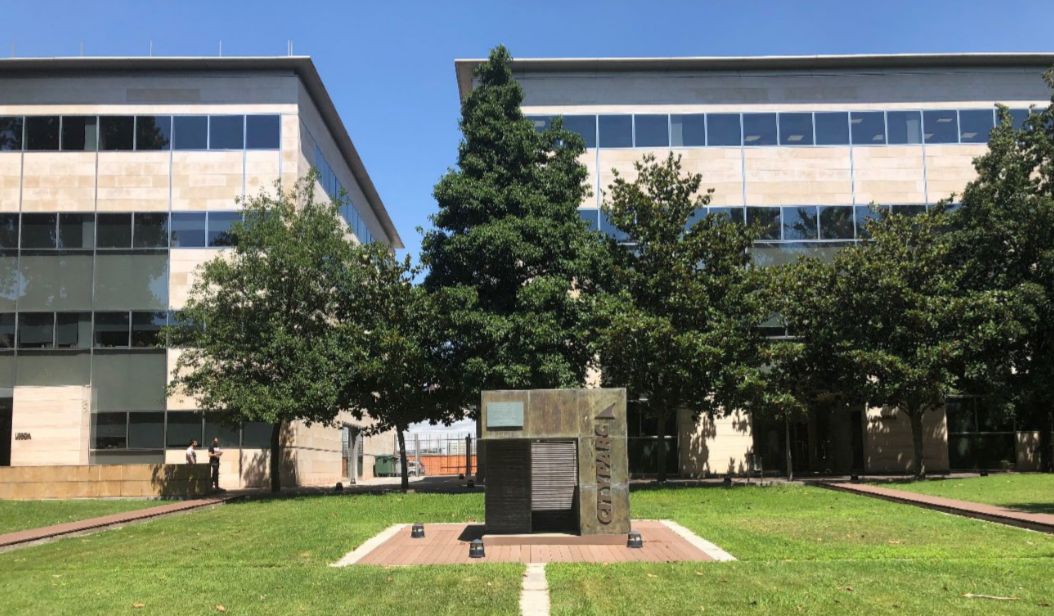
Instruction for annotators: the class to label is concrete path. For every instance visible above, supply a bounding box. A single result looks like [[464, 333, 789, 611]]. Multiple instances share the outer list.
[[521, 563, 550, 616], [817, 482, 1054, 534], [0, 496, 232, 551]]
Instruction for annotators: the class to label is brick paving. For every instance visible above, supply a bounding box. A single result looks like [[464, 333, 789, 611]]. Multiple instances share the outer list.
[[818, 482, 1054, 534], [0, 496, 231, 550]]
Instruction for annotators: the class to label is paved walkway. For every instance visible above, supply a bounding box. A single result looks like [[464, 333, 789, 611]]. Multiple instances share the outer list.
[[817, 482, 1054, 534], [0, 496, 232, 551]]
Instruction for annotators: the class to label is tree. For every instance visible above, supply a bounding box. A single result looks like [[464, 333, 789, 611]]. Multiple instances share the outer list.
[[594, 153, 769, 482], [949, 75, 1054, 471], [168, 176, 359, 492], [820, 207, 1018, 478], [335, 245, 460, 491], [421, 45, 599, 412]]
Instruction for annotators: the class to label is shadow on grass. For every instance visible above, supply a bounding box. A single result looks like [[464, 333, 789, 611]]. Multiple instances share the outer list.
[[1002, 502, 1054, 515]]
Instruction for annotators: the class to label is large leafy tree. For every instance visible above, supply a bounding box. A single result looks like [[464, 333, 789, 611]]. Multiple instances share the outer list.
[[949, 74, 1054, 471], [595, 153, 768, 482], [336, 246, 460, 491], [421, 45, 599, 411], [168, 177, 360, 492]]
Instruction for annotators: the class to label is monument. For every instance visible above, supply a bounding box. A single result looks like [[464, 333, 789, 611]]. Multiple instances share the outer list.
[[480, 388, 631, 535]]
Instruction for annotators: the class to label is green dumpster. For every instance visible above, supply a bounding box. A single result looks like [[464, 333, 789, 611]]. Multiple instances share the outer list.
[[374, 455, 397, 477]]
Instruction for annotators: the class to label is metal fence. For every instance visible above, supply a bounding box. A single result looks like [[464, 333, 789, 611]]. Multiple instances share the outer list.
[[368, 432, 477, 477]]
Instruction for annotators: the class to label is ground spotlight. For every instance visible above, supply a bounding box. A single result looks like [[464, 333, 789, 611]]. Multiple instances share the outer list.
[[469, 538, 485, 558], [627, 531, 643, 549], [411, 523, 425, 539]]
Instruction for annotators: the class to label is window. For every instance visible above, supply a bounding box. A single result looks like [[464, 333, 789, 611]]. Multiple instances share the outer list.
[[209, 115, 244, 150], [55, 312, 92, 349], [94, 312, 130, 348], [20, 214, 58, 249], [670, 114, 706, 147], [174, 116, 208, 150], [135, 116, 172, 151], [24, 116, 60, 150], [0, 313, 14, 349], [778, 113, 813, 146], [578, 209, 599, 233], [747, 207, 781, 240], [560, 116, 597, 148], [598, 115, 633, 148], [887, 111, 922, 145], [851, 112, 885, 145], [707, 207, 746, 224], [60, 116, 98, 151], [814, 112, 850, 145], [93, 252, 169, 310], [58, 213, 95, 250], [98, 116, 134, 150], [245, 115, 280, 149], [891, 204, 927, 217], [18, 313, 54, 349], [128, 412, 165, 449], [171, 213, 207, 248], [819, 206, 855, 239], [742, 113, 777, 146], [854, 205, 886, 238], [1007, 108, 1031, 130], [205, 416, 241, 448], [18, 253, 94, 311], [923, 110, 959, 144], [96, 213, 133, 248], [707, 114, 742, 146], [959, 109, 995, 143], [0, 116, 23, 151], [92, 413, 127, 449], [634, 115, 669, 147], [0, 214, 17, 249], [133, 213, 169, 249], [166, 412, 202, 448], [526, 116, 551, 132], [207, 212, 240, 247], [242, 422, 273, 448], [131, 311, 166, 348], [782, 206, 818, 240], [92, 350, 166, 411], [600, 211, 631, 243]]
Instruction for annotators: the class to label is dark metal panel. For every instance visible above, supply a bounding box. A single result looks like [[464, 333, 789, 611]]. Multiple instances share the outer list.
[[484, 440, 531, 534], [531, 440, 578, 533]]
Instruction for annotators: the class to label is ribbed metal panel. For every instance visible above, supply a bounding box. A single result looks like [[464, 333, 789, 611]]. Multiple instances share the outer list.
[[484, 440, 532, 534], [531, 441, 577, 511]]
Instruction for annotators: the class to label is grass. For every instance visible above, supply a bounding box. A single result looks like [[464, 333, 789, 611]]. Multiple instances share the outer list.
[[0, 500, 163, 534], [876, 474, 1054, 514], [548, 485, 1054, 615], [0, 492, 524, 616]]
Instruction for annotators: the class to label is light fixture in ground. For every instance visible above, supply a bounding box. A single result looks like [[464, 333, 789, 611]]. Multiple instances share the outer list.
[[469, 538, 485, 558]]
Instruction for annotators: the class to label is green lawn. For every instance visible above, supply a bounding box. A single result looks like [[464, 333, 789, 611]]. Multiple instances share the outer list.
[[876, 474, 1054, 514], [549, 485, 1054, 615], [0, 500, 163, 534]]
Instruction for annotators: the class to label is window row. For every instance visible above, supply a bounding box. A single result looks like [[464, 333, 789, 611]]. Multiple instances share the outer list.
[[0, 311, 178, 350], [580, 204, 930, 243], [0, 252, 169, 312], [0, 114, 280, 152], [91, 411, 273, 450], [314, 146, 374, 243], [0, 211, 239, 250], [529, 108, 1033, 149], [0, 349, 167, 410]]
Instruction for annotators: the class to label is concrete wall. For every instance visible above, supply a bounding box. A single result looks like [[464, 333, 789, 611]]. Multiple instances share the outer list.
[[864, 405, 950, 474], [677, 409, 753, 477], [10, 386, 91, 466], [0, 464, 209, 499]]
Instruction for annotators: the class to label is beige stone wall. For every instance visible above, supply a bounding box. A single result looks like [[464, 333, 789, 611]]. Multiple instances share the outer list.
[[924, 144, 988, 202], [1016, 432, 1042, 472], [96, 151, 170, 212], [745, 147, 853, 206], [21, 152, 96, 212], [0, 464, 209, 499], [163, 447, 294, 490], [168, 248, 225, 309], [171, 151, 244, 211], [0, 152, 21, 210], [677, 409, 753, 477], [10, 386, 91, 466], [289, 419, 344, 487], [864, 405, 950, 473]]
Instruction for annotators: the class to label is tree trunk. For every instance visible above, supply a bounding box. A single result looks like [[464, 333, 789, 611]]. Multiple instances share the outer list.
[[396, 425, 409, 492], [908, 410, 926, 479], [655, 413, 667, 484], [785, 416, 794, 482], [269, 420, 283, 493]]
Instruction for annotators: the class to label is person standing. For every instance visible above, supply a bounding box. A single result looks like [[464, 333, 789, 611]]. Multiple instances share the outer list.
[[208, 437, 223, 490], [186, 439, 198, 464]]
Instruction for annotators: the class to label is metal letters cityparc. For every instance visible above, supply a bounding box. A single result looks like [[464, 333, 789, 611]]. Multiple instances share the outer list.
[[595, 405, 614, 524]]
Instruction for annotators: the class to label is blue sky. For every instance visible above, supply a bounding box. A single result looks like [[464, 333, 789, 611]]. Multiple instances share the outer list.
[[3, 0, 1053, 260]]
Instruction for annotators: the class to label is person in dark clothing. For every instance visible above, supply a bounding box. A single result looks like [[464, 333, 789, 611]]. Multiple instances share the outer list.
[[208, 437, 223, 490]]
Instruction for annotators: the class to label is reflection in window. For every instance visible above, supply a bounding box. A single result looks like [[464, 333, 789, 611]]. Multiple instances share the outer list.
[[0, 313, 13, 349], [778, 113, 814, 146], [58, 213, 95, 250], [854, 205, 886, 239], [209, 115, 244, 150], [96, 214, 133, 249], [174, 116, 208, 150], [0, 117, 23, 151], [1007, 109, 1031, 130], [133, 213, 169, 249], [634, 115, 669, 147], [707, 207, 746, 224], [819, 206, 855, 240], [131, 311, 166, 348], [61, 116, 98, 151], [18, 253, 94, 311], [94, 312, 130, 348], [923, 110, 959, 144], [129, 412, 165, 449], [578, 209, 599, 233], [742, 113, 777, 146], [20, 214, 58, 249], [959, 109, 995, 143], [707, 114, 742, 146], [0, 215, 17, 249], [18, 312, 54, 349], [560, 116, 597, 149], [166, 412, 203, 448], [171, 213, 207, 248], [25, 116, 60, 150], [92, 350, 167, 411], [670, 114, 706, 147], [598, 115, 633, 148], [782, 206, 818, 240], [135, 116, 172, 151], [526, 116, 550, 133], [887, 111, 922, 145], [245, 115, 280, 149], [242, 422, 273, 448], [93, 252, 169, 310], [814, 112, 850, 145], [55, 312, 92, 349], [205, 415, 241, 448], [851, 112, 885, 145], [747, 207, 781, 240], [92, 412, 127, 449], [600, 211, 631, 244], [207, 212, 240, 247], [891, 204, 927, 217], [99, 116, 134, 151]]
